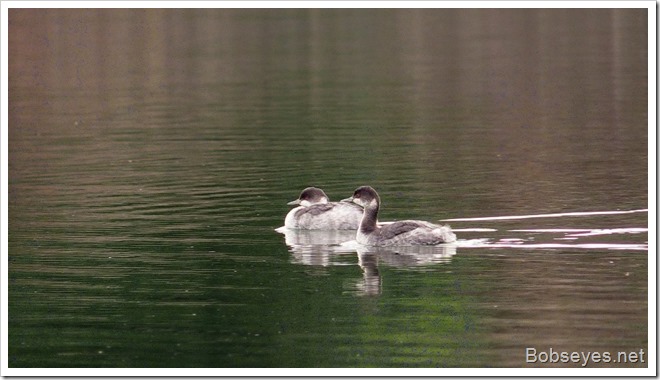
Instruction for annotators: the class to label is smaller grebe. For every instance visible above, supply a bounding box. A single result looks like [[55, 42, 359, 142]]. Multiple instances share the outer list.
[[284, 187, 363, 230]]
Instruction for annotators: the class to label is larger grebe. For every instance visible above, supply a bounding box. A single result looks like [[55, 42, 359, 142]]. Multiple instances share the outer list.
[[284, 187, 363, 230], [342, 186, 456, 246]]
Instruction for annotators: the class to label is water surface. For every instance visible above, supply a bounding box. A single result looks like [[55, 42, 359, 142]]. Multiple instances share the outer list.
[[8, 9, 648, 368]]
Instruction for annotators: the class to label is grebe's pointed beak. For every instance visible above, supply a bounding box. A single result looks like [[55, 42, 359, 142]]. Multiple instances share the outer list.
[[340, 196, 354, 203], [287, 199, 301, 206]]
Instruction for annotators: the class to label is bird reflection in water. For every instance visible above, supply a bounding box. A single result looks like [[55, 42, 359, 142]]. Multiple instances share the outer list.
[[355, 245, 457, 296], [275, 227, 357, 266], [276, 227, 457, 296]]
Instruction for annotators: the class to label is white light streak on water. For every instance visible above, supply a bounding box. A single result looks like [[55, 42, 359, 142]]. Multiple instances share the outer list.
[[441, 209, 648, 222]]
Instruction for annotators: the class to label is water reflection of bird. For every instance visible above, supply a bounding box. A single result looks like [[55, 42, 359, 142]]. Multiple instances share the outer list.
[[357, 245, 457, 267], [275, 227, 458, 296], [342, 186, 457, 246], [285, 187, 363, 230], [357, 251, 381, 296], [355, 245, 457, 296], [275, 228, 356, 266]]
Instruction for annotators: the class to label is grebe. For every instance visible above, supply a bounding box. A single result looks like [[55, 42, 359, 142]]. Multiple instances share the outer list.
[[284, 187, 363, 230], [342, 186, 456, 246]]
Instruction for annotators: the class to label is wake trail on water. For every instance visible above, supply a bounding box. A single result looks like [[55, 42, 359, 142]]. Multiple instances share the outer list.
[[442, 209, 649, 251], [441, 208, 648, 222]]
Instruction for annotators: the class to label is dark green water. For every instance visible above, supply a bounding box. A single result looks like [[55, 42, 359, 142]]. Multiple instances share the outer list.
[[8, 9, 648, 368]]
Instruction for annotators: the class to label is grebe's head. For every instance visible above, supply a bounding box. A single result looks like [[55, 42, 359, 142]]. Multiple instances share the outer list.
[[341, 186, 380, 208], [287, 187, 329, 207]]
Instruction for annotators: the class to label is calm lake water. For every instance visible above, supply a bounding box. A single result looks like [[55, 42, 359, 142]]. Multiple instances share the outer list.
[[8, 9, 648, 369]]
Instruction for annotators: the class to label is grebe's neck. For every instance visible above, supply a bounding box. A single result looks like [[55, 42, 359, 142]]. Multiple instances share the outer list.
[[359, 199, 379, 233]]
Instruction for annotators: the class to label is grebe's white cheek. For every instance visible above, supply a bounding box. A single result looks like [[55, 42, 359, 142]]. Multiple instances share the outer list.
[[368, 199, 378, 208], [300, 200, 313, 207]]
